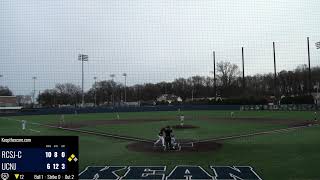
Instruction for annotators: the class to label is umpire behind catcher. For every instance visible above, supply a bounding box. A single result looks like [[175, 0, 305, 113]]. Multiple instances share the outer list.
[[164, 126, 173, 150]]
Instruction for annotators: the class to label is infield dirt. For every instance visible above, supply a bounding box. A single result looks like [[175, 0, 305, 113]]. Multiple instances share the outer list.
[[126, 140, 223, 153]]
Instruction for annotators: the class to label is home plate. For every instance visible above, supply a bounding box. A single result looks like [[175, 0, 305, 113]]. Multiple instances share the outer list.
[[179, 142, 194, 148]]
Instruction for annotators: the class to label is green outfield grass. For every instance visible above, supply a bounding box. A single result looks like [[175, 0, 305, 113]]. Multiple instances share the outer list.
[[0, 110, 319, 179], [4, 110, 315, 124], [82, 119, 288, 140]]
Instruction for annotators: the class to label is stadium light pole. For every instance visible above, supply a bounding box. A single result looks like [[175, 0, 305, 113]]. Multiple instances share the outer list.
[[307, 37, 312, 95], [32, 76, 37, 105], [94, 76, 97, 106], [122, 73, 127, 103], [78, 54, 88, 107]]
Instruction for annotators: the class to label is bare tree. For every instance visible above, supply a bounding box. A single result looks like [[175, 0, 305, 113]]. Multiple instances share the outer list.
[[216, 61, 240, 89], [0, 86, 13, 96], [16, 95, 32, 106], [55, 83, 81, 105]]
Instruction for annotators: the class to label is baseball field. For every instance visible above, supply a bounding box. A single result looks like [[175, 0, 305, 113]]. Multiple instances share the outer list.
[[0, 110, 319, 179]]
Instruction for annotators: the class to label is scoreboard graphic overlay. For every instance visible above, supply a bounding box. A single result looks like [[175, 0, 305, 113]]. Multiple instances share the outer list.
[[0, 136, 79, 180]]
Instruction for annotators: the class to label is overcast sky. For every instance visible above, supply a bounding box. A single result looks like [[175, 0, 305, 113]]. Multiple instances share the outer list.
[[1, 0, 320, 95]]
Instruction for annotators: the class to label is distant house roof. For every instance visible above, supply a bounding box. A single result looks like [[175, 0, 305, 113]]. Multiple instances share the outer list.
[[157, 94, 182, 102], [0, 107, 22, 110], [0, 96, 17, 106], [0, 96, 17, 104]]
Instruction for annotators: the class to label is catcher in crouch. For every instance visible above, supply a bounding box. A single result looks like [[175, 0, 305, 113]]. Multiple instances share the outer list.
[[170, 134, 180, 150]]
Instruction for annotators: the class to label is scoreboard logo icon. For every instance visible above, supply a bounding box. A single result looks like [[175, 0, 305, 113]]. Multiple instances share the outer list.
[[0, 173, 9, 180]]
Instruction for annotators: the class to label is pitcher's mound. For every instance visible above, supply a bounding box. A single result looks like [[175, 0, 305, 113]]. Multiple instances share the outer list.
[[172, 125, 199, 129], [126, 141, 222, 153]]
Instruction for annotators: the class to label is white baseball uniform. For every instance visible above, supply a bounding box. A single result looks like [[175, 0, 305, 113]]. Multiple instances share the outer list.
[[180, 115, 185, 126], [21, 120, 26, 130], [154, 129, 165, 147]]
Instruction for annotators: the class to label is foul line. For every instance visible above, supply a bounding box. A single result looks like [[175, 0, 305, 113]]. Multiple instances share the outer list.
[[0, 117, 153, 143], [193, 123, 318, 144], [28, 129, 41, 133], [40, 123, 154, 143]]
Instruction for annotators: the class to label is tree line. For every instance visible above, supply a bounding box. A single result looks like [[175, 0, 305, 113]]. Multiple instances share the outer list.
[[33, 62, 320, 107], [0, 86, 13, 96]]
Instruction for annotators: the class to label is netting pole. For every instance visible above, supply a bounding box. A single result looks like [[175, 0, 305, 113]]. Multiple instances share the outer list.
[[307, 37, 312, 95], [242, 47, 245, 90], [273, 42, 277, 100], [32, 76, 37, 106], [213, 51, 216, 99]]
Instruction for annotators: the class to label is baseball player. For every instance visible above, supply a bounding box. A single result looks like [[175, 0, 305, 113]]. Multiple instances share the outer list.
[[60, 114, 65, 128], [230, 112, 235, 118], [314, 112, 318, 121], [154, 128, 165, 147], [163, 126, 173, 150], [116, 113, 120, 120], [21, 120, 27, 130], [179, 114, 185, 126], [171, 135, 180, 150]]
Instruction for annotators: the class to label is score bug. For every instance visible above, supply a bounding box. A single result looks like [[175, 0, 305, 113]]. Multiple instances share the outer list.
[[0, 136, 79, 180]]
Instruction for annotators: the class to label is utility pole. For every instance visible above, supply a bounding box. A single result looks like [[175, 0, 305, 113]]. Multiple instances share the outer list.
[[122, 73, 127, 103], [242, 47, 245, 89], [78, 54, 88, 107], [213, 51, 216, 100], [307, 37, 312, 95], [273, 42, 277, 101], [110, 74, 115, 106], [0, 75, 3, 86], [191, 88, 194, 101], [32, 77, 37, 105], [94, 77, 97, 106], [38, 90, 41, 107]]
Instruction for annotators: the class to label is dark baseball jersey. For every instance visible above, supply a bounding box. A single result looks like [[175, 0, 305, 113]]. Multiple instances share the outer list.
[[159, 128, 165, 136], [164, 128, 172, 138]]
